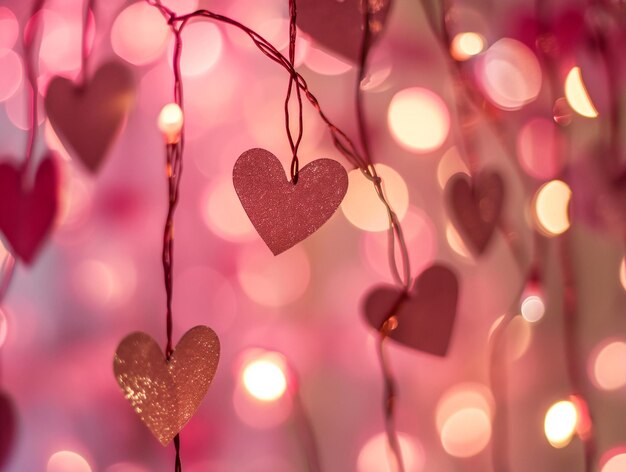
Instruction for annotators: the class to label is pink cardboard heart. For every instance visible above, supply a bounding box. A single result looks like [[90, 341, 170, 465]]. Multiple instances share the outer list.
[[446, 171, 504, 255], [45, 61, 135, 173], [233, 148, 348, 255], [297, 0, 392, 63], [0, 155, 60, 264], [113, 326, 220, 446], [363, 265, 459, 356], [0, 391, 16, 469]]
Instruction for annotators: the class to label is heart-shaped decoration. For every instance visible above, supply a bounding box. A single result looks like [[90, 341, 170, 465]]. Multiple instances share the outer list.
[[113, 325, 220, 446], [0, 391, 17, 469], [297, 0, 392, 63], [0, 155, 60, 264], [446, 171, 504, 255], [45, 61, 135, 173], [363, 265, 459, 356], [233, 148, 348, 255]]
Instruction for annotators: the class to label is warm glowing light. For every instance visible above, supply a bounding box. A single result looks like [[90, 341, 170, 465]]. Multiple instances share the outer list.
[[0, 7, 18, 50], [242, 352, 288, 402], [388, 87, 450, 152], [341, 164, 409, 232], [158, 103, 184, 144], [202, 178, 256, 242], [489, 315, 532, 360], [619, 258, 626, 291], [533, 180, 572, 236], [479, 38, 541, 110], [169, 23, 222, 77], [47, 451, 92, 472], [357, 432, 425, 472], [517, 118, 564, 180], [437, 147, 469, 189], [544, 400, 578, 448], [521, 295, 545, 323], [436, 383, 494, 434], [601, 450, 626, 472], [564, 67, 598, 118], [591, 340, 626, 391], [111, 2, 170, 65], [441, 408, 492, 458], [0, 49, 22, 102], [451, 32, 485, 61]]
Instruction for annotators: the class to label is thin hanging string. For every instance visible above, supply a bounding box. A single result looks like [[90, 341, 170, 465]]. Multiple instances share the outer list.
[[79, 0, 95, 88], [289, 373, 322, 472], [23, 0, 47, 175], [285, 0, 304, 183]]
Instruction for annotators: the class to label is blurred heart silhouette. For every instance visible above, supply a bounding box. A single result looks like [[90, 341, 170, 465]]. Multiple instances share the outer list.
[[446, 171, 504, 255], [233, 148, 348, 255], [297, 0, 391, 63], [0, 155, 60, 264], [45, 61, 135, 173], [113, 326, 220, 446], [363, 265, 459, 356]]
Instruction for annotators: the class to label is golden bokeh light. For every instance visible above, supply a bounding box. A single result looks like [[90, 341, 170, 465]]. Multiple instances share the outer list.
[[533, 180, 572, 236], [158, 103, 184, 144], [564, 67, 598, 118], [544, 400, 578, 448], [451, 32, 485, 61], [242, 352, 288, 402], [591, 340, 626, 391]]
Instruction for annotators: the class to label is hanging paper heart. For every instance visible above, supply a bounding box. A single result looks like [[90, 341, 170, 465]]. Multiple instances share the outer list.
[[0, 391, 16, 469], [296, 0, 392, 63], [0, 155, 60, 264], [363, 265, 459, 356], [45, 61, 135, 173], [446, 171, 504, 255], [113, 326, 220, 446], [233, 148, 348, 255]]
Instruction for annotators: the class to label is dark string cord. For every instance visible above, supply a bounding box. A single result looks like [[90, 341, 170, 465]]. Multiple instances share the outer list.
[[285, 0, 304, 183]]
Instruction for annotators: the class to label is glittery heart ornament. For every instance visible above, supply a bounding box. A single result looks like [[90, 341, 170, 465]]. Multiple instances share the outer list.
[[446, 171, 504, 255], [45, 61, 135, 173], [363, 265, 459, 356], [296, 0, 391, 63], [0, 391, 17, 469], [233, 148, 348, 255], [0, 155, 60, 264], [113, 326, 220, 446]]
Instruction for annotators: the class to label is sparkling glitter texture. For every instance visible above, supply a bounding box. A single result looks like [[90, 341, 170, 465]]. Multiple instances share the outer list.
[[233, 148, 348, 255], [113, 326, 220, 446]]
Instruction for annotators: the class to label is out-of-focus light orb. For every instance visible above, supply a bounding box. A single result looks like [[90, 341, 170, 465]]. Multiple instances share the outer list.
[[488, 315, 532, 360], [517, 118, 564, 180], [111, 2, 170, 65], [446, 222, 472, 260], [242, 352, 288, 402], [479, 38, 542, 110], [0, 7, 18, 50], [341, 164, 409, 232], [521, 295, 545, 322], [533, 180, 572, 236], [388, 87, 450, 153], [544, 400, 578, 448], [158, 103, 184, 144], [441, 408, 492, 458], [0, 309, 7, 348], [5, 82, 45, 130], [47, 451, 92, 472], [437, 147, 469, 189], [357, 432, 425, 472], [619, 258, 626, 291], [202, 177, 256, 242], [169, 23, 222, 77], [451, 32, 485, 61], [238, 245, 310, 307], [160, 0, 198, 11], [0, 49, 22, 102], [436, 383, 493, 434], [601, 450, 626, 472], [72, 256, 136, 310], [304, 44, 352, 75], [591, 340, 626, 391], [565, 67, 598, 118]]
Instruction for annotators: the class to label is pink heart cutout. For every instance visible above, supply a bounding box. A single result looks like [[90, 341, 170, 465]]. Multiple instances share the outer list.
[[0, 155, 60, 264], [233, 148, 348, 255], [297, 0, 391, 63], [113, 326, 220, 446], [446, 171, 504, 255], [0, 391, 16, 469], [45, 61, 134, 173], [363, 265, 459, 356]]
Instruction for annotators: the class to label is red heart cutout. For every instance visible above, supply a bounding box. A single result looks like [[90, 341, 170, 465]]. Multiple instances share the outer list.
[[446, 171, 504, 255], [45, 61, 135, 173], [297, 0, 391, 63], [0, 391, 16, 469], [363, 265, 459, 356], [0, 155, 60, 264], [113, 326, 220, 446], [233, 148, 348, 255]]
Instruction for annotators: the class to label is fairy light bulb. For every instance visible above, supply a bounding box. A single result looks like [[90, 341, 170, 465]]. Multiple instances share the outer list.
[[544, 400, 578, 448], [520, 279, 545, 323], [241, 351, 288, 402], [158, 103, 184, 144], [450, 32, 485, 61]]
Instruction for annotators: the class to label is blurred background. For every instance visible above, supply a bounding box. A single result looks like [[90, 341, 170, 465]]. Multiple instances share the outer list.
[[0, 0, 625, 470]]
